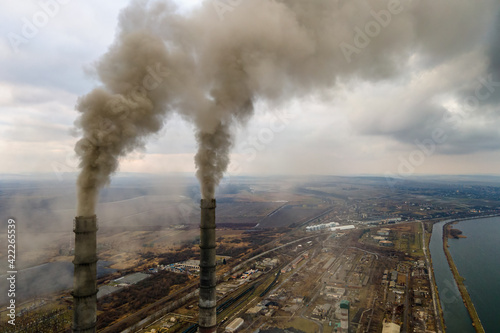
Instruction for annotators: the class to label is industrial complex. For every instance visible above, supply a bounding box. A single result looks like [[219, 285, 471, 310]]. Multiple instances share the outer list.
[[3, 175, 500, 332]]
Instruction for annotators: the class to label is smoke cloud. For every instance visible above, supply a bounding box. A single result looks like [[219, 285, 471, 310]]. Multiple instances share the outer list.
[[75, 31, 174, 215], [75, 0, 497, 207]]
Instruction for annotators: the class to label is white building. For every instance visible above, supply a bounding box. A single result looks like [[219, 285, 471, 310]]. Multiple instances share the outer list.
[[330, 225, 355, 231], [382, 320, 401, 333], [175, 260, 199, 270], [225, 318, 244, 332], [306, 222, 340, 232]]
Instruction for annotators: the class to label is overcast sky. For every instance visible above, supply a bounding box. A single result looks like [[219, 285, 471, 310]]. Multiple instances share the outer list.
[[2, 0, 500, 183]]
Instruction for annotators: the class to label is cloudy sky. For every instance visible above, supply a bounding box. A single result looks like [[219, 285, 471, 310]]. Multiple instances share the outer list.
[[2, 0, 500, 182]]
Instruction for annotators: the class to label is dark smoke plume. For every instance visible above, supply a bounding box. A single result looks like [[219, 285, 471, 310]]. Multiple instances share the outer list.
[[75, 0, 497, 208], [75, 31, 174, 215]]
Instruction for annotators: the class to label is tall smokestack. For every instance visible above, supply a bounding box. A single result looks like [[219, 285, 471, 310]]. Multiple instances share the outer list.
[[72, 215, 98, 333], [199, 199, 217, 333]]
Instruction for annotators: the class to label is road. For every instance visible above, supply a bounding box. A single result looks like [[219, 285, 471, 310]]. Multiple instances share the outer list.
[[229, 235, 319, 274], [420, 221, 443, 333], [300, 312, 323, 333], [348, 246, 379, 259]]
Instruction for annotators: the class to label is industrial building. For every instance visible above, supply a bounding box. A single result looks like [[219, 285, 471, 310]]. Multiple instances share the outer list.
[[225, 318, 244, 332], [321, 286, 345, 300], [281, 252, 308, 273], [382, 320, 401, 333], [312, 303, 331, 319], [175, 260, 200, 270], [377, 228, 391, 236], [339, 300, 350, 333], [331, 225, 355, 231], [306, 222, 339, 231]]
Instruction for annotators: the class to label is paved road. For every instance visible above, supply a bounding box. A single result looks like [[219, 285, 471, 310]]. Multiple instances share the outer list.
[[421, 221, 443, 333], [229, 235, 318, 274], [348, 246, 379, 259], [300, 312, 323, 333]]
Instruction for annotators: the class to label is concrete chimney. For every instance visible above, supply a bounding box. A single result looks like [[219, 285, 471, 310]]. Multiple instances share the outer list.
[[72, 215, 98, 333], [199, 199, 217, 333]]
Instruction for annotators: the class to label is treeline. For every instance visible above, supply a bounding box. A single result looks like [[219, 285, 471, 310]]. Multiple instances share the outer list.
[[217, 230, 277, 257], [448, 228, 463, 239], [97, 271, 188, 330], [154, 246, 199, 266], [145, 230, 277, 264], [0, 308, 70, 333]]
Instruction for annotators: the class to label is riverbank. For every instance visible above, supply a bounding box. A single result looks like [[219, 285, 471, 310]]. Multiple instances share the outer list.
[[442, 222, 485, 333], [424, 222, 445, 333]]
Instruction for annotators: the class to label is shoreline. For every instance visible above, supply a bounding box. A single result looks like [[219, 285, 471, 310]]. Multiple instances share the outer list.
[[424, 222, 445, 333], [426, 214, 500, 332], [441, 221, 485, 333]]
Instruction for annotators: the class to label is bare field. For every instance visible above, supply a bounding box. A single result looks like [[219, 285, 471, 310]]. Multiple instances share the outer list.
[[216, 201, 284, 226], [258, 205, 327, 228], [98, 228, 249, 269]]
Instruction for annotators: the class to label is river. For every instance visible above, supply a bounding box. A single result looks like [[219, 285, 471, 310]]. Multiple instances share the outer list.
[[429, 220, 473, 332], [447, 217, 500, 332], [430, 217, 500, 332]]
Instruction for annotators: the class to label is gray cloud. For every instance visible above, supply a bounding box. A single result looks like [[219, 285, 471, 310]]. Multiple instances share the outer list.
[[1, 0, 500, 179], [488, 9, 500, 76]]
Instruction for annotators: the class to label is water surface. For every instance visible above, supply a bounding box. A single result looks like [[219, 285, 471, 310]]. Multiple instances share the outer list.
[[429, 220, 473, 333], [448, 217, 500, 332]]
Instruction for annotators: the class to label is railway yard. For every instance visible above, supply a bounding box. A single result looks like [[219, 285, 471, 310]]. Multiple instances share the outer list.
[[135, 222, 439, 333]]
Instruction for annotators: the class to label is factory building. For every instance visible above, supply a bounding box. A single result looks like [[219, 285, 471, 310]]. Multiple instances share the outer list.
[[331, 225, 355, 231], [225, 318, 244, 332], [379, 240, 394, 247], [281, 252, 308, 273], [377, 228, 391, 236], [382, 320, 401, 333], [339, 300, 350, 333], [259, 258, 279, 268], [306, 222, 339, 232], [176, 260, 200, 270]]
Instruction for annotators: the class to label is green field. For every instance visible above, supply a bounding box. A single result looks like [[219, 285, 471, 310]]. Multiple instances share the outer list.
[[289, 317, 320, 333]]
